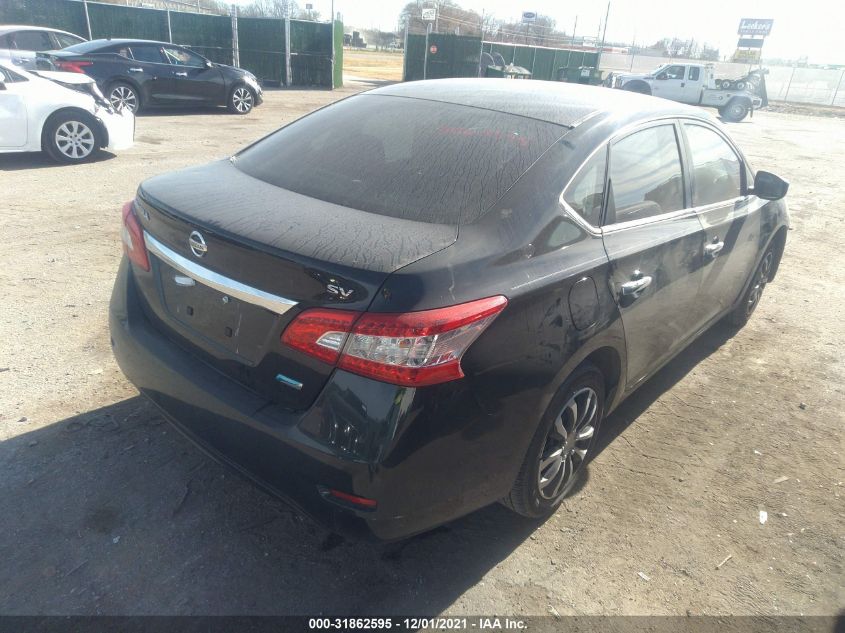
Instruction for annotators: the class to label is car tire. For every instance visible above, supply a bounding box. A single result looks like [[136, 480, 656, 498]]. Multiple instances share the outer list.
[[108, 81, 141, 113], [228, 84, 256, 114], [502, 363, 605, 519], [728, 247, 775, 328], [42, 111, 102, 164], [721, 98, 750, 122]]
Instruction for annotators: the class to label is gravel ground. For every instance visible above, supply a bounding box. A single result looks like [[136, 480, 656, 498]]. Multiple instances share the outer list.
[[0, 80, 842, 617]]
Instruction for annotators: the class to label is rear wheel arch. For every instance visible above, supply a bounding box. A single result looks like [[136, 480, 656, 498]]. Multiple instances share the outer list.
[[581, 346, 623, 406]]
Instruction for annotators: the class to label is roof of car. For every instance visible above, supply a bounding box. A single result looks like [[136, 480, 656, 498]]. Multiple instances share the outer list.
[[0, 24, 82, 36], [83, 38, 171, 46], [371, 78, 704, 129]]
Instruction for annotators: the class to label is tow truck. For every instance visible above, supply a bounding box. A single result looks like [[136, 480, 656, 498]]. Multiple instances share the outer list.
[[607, 62, 767, 122]]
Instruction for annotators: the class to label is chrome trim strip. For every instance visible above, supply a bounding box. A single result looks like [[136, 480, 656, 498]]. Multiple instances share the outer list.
[[144, 231, 298, 316]]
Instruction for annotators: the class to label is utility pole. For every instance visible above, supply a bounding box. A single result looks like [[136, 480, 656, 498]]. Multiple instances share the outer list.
[[597, 1, 610, 71]]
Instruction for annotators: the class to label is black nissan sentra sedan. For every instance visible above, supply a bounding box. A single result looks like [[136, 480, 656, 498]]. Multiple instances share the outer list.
[[110, 79, 789, 540]]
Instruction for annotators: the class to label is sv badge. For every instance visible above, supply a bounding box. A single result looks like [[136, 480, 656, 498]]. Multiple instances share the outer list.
[[327, 284, 354, 300]]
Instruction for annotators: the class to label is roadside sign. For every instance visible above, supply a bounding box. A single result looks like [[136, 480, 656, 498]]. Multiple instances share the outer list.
[[305, 3, 313, 9], [422, 8, 436, 21], [429, 44, 438, 54], [738, 18, 773, 36], [521, 11, 537, 23], [733, 49, 762, 63]]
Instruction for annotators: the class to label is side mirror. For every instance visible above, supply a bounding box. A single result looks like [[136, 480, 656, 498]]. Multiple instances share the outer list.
[[205, 60, 214, 68], [752, 171, 789, 201]]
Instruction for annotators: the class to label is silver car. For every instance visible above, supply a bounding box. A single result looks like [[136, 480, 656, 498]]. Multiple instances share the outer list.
[[0, 25, 86, 70]]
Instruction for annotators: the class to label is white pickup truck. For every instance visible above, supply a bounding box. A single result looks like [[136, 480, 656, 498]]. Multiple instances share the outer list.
[[608, 62, 766, 122]]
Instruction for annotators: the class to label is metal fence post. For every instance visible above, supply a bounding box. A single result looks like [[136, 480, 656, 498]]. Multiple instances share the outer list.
[[783, 66, 796, 102], [284, 17, 291, 87], [832, 69, 845, 106], [423, 22, 430, 80], [166, 9, 172, 43], [403, 22, 408, 81], [231, 5, 239, 67], [82, 0, 92, 39]]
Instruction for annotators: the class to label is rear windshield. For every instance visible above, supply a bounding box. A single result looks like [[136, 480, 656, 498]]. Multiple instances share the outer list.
[[234, 94, 565, 224], [60, 40, 116, 54]]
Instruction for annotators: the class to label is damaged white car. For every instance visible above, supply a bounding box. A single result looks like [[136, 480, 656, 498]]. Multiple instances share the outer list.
[[0, 61, 134, 163]]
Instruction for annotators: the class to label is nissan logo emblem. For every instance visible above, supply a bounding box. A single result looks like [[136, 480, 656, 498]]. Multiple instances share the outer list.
[[188, 231, 207, 258]]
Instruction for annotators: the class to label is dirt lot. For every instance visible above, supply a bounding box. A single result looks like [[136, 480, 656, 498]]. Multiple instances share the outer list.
[[343, 49, 404, 81], [0, 79, 842, 617]]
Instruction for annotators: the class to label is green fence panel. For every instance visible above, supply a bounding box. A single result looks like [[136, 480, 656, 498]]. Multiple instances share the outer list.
[[489, 43, 516, 64], [237, 17, 285, 84], [512, 45, 533, 71], [403, 33, 426, 81], [332, 19, 343, 88], [404, 33, 480, 81], [0, 0, 87, 38], [289, 19, 331, 86], [172, 12, 232, 64], [88, 3, 168, 41], [532, 48, 556, 81]]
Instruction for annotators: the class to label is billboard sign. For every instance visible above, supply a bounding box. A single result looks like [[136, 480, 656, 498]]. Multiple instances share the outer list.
[[733, 48, 762, 63], [737, 38, 764, 48], [738, 18, 774, 36], [421, 7, 436, 21], [522, 11, 537, 23]]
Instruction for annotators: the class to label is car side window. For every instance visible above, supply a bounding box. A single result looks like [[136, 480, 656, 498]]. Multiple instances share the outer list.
[[129, 45, 166, 64], [562, 147, 607, 227], [607, 124, 685, 225], [689, 66, 700, 81], [162, 46, 205, 67], [0, 66, 27, 83], [11, 30, 54, 51], [53, 33, 84, 49], [664, 65, 685, 80], [684, 124, 742, 206]]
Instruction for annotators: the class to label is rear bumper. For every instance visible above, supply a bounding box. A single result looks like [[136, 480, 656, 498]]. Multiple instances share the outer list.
[[109, 258, 513, 540]]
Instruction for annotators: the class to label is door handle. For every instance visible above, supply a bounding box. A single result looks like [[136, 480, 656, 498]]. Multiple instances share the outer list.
[[128, 67, 144, 73], [620, 271, 653, 298], [705, 240, 725, 259], [174, 71, 188, 77]]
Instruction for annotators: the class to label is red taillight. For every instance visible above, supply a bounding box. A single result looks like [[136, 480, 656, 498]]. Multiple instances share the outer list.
[[281, 309, 359, 364], [55, 60, 92, 74], [325, 488, 378, 510], [281, 296, 508, 387], [121, 201, 150, 271]]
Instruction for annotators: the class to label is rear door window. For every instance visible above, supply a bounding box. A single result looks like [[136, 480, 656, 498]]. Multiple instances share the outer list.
[[130, 45, 166, 64], [234, 94, 565, 225], [683, 123, 742, 205], [689, 66, 700, 81], [562, 147, 607, 226], [53, 32, 85, 49], [10, 30, 54, 51], [607, 124, 685, 224]]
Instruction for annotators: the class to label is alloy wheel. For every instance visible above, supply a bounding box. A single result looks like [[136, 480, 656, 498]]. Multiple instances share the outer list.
[[110, 86, 138, 112], [55, 121, 96, 160], [232, 87, 254, 113], [537, 386, 598, 500], [746, 252, 773, 316]]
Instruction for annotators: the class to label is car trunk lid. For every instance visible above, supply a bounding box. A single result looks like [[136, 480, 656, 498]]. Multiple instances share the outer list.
[[132, 159, 457, 411]]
